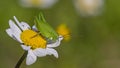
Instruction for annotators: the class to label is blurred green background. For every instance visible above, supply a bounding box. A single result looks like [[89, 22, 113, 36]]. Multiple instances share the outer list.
[[0, 0, 120, 68]]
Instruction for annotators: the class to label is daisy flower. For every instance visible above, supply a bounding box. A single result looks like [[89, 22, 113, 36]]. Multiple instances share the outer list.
[[6, 16, 63, 65], [73, 0, 104, 16], [20, 0, 58, 9]]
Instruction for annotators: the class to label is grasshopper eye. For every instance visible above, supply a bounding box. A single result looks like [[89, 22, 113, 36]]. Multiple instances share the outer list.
[[50, 37, 53, 40]]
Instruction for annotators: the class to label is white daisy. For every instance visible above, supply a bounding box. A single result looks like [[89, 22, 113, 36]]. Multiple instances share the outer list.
[[6, 16, 63, 65], [20, 0, 58, 9], [73, 0, 104, 16]]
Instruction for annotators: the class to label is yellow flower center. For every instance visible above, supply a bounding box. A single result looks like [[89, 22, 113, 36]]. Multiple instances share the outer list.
[[56, 24, 71, 41], [20, 30, 46, 49], [31, 0, 41, 6]]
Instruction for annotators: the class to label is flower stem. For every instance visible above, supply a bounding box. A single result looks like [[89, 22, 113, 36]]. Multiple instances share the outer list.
[[15, 51, 28, 68]]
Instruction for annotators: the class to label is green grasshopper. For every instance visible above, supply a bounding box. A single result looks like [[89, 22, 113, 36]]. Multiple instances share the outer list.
[[34, 13, 59, 43]]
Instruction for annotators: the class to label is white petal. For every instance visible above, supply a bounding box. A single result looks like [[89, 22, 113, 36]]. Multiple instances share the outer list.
[[21, 45, 31, 51], [47, 36, 63, 48], [32, 25, 38, 31], [33, 48, 47, 57], [46, 48, 58, 58], [13, 16, 23, 29], [58, 35, 63, 41], [39, 0, 58, 8], [26, 50, 37, 65], [9, 20, 22, 43], [47, 40, 60, 48], [6, 28, 18, 40], [13, 16, 30, 30], [20, 0, 58, 8], [20, 0, 34, 8], [6, 28, 13, 38], [20, 22, 31, 30]]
